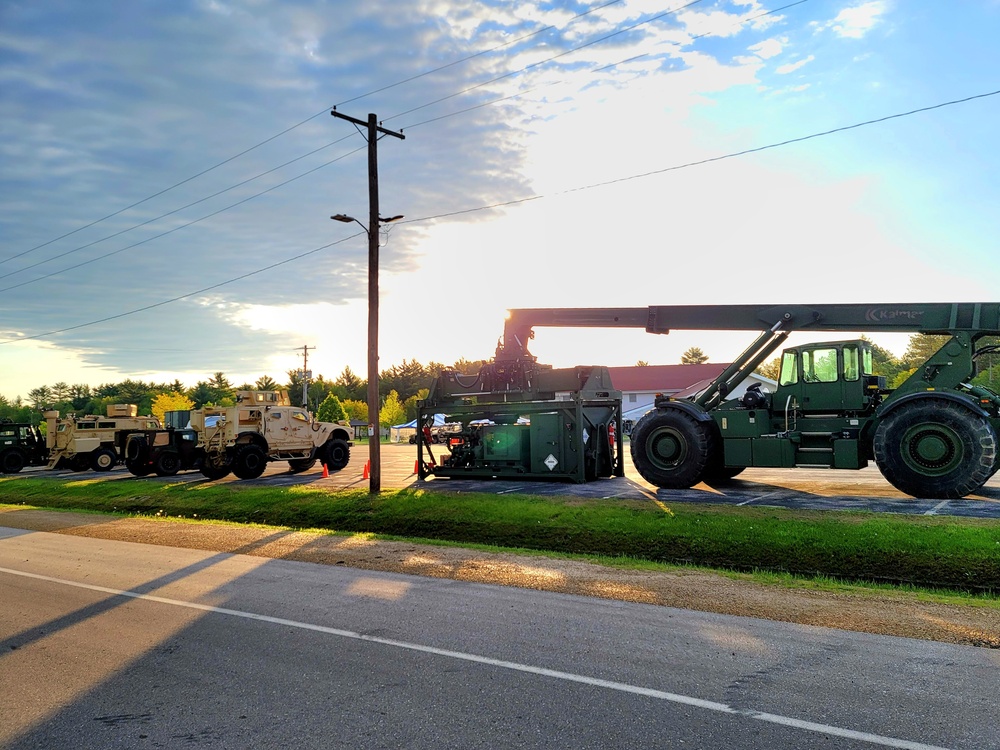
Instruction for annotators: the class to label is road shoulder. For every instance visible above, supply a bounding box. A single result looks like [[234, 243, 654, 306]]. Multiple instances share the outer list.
[[1, 506, 997, 648]]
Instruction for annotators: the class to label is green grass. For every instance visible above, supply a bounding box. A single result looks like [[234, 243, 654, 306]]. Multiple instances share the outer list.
[[2, 475, 999, 594]]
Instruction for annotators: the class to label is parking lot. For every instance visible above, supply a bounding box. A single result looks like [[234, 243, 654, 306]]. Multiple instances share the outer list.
[[12, 441, 1000, 520]]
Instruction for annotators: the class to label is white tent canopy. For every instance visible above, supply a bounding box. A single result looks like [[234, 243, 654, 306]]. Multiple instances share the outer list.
[[389, 413, 448, 443]]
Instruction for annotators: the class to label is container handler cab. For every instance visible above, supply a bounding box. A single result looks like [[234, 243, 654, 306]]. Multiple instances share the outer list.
[[425, 302, 1000, 499]]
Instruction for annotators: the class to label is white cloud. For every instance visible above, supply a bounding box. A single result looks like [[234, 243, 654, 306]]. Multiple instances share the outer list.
[[775, 55, 815, 75], [746, 38, 784, 61], [814, 1, 889, 40]]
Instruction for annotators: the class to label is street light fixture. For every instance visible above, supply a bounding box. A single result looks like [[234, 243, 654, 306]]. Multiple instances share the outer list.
[[331, 214, 404, 229], [330, 211, 404, 494]]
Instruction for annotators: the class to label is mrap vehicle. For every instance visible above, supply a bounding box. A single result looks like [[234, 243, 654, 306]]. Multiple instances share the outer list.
[[189, 389, 352, 480], [421, 302, 1000, 499]]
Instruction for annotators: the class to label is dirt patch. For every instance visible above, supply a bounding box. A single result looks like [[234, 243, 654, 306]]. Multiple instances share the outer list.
[[2, 507, 998, 649]]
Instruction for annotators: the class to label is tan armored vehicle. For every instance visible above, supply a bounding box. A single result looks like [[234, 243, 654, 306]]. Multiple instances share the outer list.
[[189, 390, 352, 480], [45, 404, 161, 472]]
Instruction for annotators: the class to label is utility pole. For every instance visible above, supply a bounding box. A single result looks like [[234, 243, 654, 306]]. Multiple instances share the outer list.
[[297, 345, 315, 408], [330, 108, 404, 494]]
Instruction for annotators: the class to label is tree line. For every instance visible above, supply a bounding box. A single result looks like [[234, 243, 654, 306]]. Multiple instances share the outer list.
[[7, 334, 1000, 428], [0, 358, 490, 429]]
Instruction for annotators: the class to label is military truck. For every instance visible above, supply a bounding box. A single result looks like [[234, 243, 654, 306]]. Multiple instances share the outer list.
[[0, 419, 49, 473], [422, 302, 1000, 499], [189, 390, 352, 480], [45, 405, 161, 472], [123, 410, 202, 477]]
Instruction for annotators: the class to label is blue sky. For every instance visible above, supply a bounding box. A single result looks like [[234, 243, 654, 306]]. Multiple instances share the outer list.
[[1, 0, 998, 399]]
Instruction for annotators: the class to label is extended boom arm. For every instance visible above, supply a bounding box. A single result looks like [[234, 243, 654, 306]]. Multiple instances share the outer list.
[[498, 303, 1000, 362]]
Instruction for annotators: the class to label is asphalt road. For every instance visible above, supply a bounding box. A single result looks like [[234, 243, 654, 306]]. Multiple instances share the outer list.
[[16, 441, 1000, 519], [2, 528, 997, 749]]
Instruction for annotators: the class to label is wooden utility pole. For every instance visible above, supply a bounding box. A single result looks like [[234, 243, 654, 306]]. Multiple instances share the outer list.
[[330, 109, 404, 494], [296, 344, 314, 408]]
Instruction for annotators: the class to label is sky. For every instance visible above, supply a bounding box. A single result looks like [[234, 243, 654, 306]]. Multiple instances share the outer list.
[[1, 0, 999, 400]]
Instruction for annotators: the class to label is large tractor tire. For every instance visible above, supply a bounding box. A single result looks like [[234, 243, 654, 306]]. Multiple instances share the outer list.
[[629, 408, 714, 489], [873, 399, 996, 499], [232, 444, 268, 480], [1, 449, 26, 474], [321, 438, 351, 471]]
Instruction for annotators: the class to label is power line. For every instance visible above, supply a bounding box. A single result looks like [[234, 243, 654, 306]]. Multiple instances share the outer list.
[[4, 88, 995, 346], [0, 145, 367, 294], [401, 0, 808, 131], [0, 0, 732, 286], [384, 0, 706, 124], [2, 0, 627, 266], [0, 134, 358, 282], [0, 233, 364, 344]]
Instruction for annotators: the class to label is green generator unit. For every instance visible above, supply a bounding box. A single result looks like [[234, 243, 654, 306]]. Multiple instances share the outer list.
[[417, 365, 623, 483]]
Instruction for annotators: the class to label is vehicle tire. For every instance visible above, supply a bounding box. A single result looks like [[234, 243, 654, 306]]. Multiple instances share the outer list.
[[1, 449, 26, 474], [232, 444, 268, 480], [288, 457, 317, 473], [155, 452, 181, 477], [124, 437, 150, 476], [629, 408, 714, 489], [200, 454, 232, 480], [90, 447, 117, 472], [873, 399, 996, 499], [321, 438, 351, 471], [70, 454, 91, 472]]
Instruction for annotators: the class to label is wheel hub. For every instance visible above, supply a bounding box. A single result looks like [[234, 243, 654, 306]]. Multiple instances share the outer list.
[[648, 427, 686, 468], [903, 425, 961, 474]]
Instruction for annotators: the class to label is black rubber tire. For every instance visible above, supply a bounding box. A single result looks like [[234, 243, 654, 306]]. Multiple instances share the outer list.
[[629, 409, 714, 489], [124, 437, 151, 476], [200, 454, 232, 480], [155, 452, 181, 477], [232, 444, 268, 480], [873, 399, 996, 499], [288, 457, 317, 473], [1, 449, 26, 474], [125, 436, 147, 463], [322, 438, 351, 471], [90, 447, 117, 472]]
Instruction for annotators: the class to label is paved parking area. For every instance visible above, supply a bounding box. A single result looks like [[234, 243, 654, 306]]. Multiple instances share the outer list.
[[13, 442, 1000, 520]]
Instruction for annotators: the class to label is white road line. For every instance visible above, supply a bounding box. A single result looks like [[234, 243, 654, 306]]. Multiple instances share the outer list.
[[0, 565, 951, 750], [737, 490, 785, 506], [924, 500, 950, 516]]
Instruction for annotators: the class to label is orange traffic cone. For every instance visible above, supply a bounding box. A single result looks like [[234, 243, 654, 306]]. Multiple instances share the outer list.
[[322, 463, 329, 478], [413, 460, 420, 474], [363, 460, 370, 479]]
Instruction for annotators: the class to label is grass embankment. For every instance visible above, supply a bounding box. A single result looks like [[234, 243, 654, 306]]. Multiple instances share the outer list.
[[2, 476, 999, 593]]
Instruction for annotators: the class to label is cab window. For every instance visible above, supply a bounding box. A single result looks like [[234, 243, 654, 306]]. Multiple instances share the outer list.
[[862, 347, 874, 376], [292, 412, 309, 423], [803, 348, 838, 383], [843, 345, 860, 382], [779, 351, 798, 386]]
